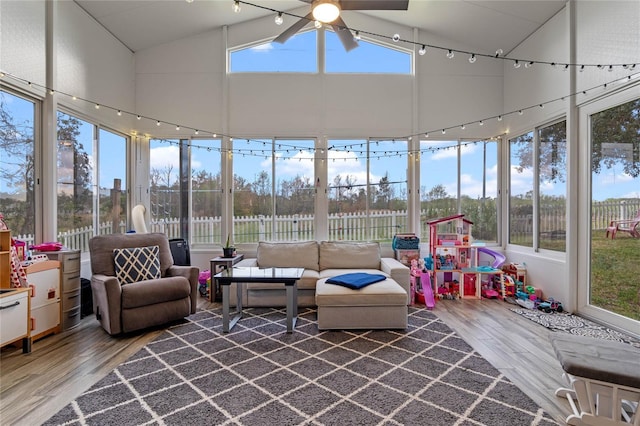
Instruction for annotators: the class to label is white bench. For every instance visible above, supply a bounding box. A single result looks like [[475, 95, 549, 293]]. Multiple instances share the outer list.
[[550, 333, 640, 425]]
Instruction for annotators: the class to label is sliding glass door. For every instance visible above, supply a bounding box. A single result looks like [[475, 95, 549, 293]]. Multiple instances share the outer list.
[[580, 91, 640, 332]]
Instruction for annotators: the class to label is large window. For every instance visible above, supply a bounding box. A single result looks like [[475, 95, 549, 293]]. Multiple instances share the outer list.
[[328, 139, 408, 242], [460, 140, 498, 243], [57, 113, 128, 251], [0, 89, 36, 239], [509, 131, 534, 247], [509, 121, 567, 251], [98, 128, 127, 234], [149, 139, 181, 237], [191, 138, 222, 244], [589, 98, 639, 321], [229, 31, 317, 73], [325, 32, 411, 74], [538, 121, 567, 251], [57, 112, 95, 247], [420, 139, 498, 244]]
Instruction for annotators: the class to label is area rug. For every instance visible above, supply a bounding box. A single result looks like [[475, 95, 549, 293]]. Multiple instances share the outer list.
[[511, 308, 640, 348], [45, 307, 558, 426]]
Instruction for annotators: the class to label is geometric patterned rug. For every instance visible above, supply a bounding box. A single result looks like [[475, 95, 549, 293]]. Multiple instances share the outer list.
[[45, 307, 559, 425], [511, 308, 640, 349]]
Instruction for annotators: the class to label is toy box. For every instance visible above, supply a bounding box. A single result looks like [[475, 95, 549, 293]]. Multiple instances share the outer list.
[[396, 249, 420, 266]]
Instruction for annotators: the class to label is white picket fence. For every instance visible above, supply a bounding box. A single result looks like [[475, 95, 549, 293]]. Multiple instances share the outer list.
[[14, 200, 639, 251]]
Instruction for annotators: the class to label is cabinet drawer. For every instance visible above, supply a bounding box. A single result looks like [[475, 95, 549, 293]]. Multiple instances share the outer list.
[[61, 273, 81, 292], [62, 306, 81, 330], [1, 291, 29, 345], [31, 302, 59, 336], [62, 288, 81, 312], [59, 254, 81, 273]]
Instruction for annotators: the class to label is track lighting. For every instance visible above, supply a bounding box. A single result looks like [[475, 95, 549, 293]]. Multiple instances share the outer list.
[[275, 12, 283, 25], [233, 0, 240, 13]]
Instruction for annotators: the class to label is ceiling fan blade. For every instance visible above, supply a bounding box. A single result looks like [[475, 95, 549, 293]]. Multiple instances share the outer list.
[[273, 12, 314, 44], [340, 0, 409, 10], [332, 17, 359, 52]]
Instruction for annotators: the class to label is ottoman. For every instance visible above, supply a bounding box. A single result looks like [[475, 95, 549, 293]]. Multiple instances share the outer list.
[[550, 333, 640, 425], [315, 277, 408, 330]]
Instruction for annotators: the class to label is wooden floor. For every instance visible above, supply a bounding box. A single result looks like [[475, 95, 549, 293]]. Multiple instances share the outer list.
[[1, 297, 572, 425]]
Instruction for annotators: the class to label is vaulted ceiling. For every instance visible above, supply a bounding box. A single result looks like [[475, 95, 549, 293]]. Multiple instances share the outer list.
[[74, 0, 567, 53]]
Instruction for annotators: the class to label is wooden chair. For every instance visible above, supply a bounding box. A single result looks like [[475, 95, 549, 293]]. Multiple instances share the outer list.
[[606, 209, 640, 239]]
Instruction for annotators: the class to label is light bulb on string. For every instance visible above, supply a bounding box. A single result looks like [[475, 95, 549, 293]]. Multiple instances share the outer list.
[[137, 115, 141, 120], [176, 125, 181, 131], [608, 65, 614, 72], [446, 50, 454, 59], [117, 110, 122, 116], [233, 0, 241, 13], [95, 104, 100, 109], [479, 120, 484, 126], [354, 31, 361, 40], [156, 121, 161, 126], [275, 12, 283, 25], [518, 110, 523, 115], [580, 65, 585, 72], [468, 54, 476, 63], [392, 34, 400, 42], [314, 20, 322, 29], [418, 45, 426, 56], [513, 60, 521, 69], [497, 115, 502, 121], [495, 49, 503, 57], [525, 61, 533, 68]]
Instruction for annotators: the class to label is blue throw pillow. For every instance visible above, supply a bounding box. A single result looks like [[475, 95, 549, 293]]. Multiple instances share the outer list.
[[326, 273, 387, 290]]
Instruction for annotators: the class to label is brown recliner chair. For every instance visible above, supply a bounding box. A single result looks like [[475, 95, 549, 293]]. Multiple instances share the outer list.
[[89, 233, 199, 335]]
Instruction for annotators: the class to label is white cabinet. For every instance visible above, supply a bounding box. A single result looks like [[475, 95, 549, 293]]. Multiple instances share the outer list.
[[0, 288, 31, 352], [26, 261, 61, 340]]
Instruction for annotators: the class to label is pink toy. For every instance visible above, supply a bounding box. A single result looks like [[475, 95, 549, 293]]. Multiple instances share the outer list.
[[420, 271, 436, 309]]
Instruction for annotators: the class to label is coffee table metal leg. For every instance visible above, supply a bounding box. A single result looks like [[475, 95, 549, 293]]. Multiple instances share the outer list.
[[285, 282, 298, 333], [222, 283, 243, 333]]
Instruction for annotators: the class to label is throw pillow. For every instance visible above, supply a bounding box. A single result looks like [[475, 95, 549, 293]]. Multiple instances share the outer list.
[[113, 245, 161, 285], [326, 273, 386, 290]]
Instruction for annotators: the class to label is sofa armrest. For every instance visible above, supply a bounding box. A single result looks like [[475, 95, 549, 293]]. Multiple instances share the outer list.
[[236, 258, 258, 267], [91, 274, 123, 335], [380, 258, 411, 304], [166, 265, 199, 313]]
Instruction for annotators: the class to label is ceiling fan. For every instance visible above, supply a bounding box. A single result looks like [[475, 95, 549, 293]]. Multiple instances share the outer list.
[[273, 0, 409, 52]]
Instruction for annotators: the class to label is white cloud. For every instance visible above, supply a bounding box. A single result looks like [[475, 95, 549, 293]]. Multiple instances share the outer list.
[[250, 43, 274, 52], [150, 145, 180, 170]]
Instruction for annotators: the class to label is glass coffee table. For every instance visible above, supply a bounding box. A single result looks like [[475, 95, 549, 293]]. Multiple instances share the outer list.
[[215, 267, 304, 333]]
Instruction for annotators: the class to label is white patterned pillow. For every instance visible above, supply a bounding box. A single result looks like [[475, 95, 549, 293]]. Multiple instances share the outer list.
[[113, 245, 161, 285]]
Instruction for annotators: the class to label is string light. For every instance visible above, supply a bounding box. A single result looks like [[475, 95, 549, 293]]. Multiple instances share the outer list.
[[468, 54, 476, 64], [275, 12, 283, 25], [513, 60, 521, 69], [314, 20, 322, 29], [418, 45, 426, 56], [233, 0, 241, 13], [446, 50, 454, 59], [354, 31, 361, 41], [495, 49, 503, 57], [392, 34, 400, 42], [117, 110, 122, 116], [95, 104, 100, 109]]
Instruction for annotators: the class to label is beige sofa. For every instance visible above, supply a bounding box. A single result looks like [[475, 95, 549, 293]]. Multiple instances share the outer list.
[[232, 240, 410, 329]]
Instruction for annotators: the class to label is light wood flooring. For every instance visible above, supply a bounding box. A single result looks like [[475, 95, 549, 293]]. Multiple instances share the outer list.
[[1, 297, 572, 425]]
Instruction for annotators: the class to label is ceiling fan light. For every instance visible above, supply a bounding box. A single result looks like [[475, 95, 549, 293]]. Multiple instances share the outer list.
[[312, 0, 340, 23]]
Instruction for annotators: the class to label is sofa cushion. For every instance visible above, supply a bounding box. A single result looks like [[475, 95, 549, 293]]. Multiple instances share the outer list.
[[316, 277, 407, 306], [113, 245, 161, 284], [257, 241, 319, 271], [319, 241, 380, 270], [245, 269, 320, 291], [326, 273, 387, 289]]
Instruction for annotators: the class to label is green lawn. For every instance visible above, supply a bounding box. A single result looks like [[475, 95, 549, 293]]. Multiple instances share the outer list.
[[591, 232, 640, 321]]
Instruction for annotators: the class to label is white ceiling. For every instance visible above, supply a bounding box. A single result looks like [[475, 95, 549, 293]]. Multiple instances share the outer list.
[[74, 0, 567, 53]]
